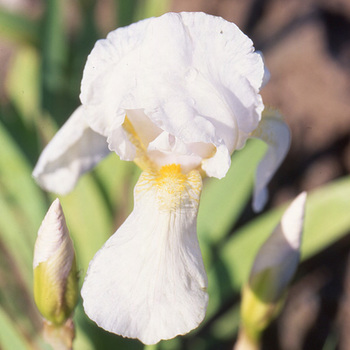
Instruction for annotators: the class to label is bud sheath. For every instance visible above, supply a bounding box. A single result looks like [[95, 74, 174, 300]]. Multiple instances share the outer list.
[[33, 199, 78, 326]]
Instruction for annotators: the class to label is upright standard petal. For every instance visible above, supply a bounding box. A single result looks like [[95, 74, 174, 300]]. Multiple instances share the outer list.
[[81, 165, 208, 345], [251, 109, 291, 212], [80, 12, 265, 179], [33, 106, 110, 195]]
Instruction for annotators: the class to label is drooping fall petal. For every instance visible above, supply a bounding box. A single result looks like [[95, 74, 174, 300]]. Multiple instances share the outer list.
[[251, 110, 291, 212], [33, 106, 110, 194], [81, 165, 208, 344]]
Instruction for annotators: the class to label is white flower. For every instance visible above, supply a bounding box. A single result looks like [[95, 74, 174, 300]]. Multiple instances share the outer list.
[[32, 12, 291, 344]]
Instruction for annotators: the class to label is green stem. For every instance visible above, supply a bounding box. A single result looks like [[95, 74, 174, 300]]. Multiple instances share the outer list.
[[234, 328, 260, 350], [144, 345, 158, 350]]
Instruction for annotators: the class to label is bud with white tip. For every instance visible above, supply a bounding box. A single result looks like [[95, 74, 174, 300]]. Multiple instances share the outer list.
[[235, 192, 307, 350], [249, 191, 307, 303], [33, 198, 78, 329]]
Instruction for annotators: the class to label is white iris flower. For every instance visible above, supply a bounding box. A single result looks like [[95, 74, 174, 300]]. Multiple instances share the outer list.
[[33, 12, 290, 344]]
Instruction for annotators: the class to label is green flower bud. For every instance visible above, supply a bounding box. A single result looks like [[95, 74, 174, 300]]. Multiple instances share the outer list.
[[236, 192, 307, 349], [33, 199, 78, 326], [248, 192, 306, 304]]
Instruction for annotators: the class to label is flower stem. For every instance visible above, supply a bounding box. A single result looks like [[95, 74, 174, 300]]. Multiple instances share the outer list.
[[42, 318, 75, 350], [234, 328, 260, 350], [144, 345, 158, 350]]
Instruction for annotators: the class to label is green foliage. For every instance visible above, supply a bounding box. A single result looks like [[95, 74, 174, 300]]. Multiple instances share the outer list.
[[0, 8, 39, 45], [198, 139, 267, 246], [0, 306, 33, 350], [0, 1, 349, 349]]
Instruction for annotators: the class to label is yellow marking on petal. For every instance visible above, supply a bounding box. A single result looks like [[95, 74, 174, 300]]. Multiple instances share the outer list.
[[136, 164, 202, 212], [156, 164, 187, 194], [122, 115, 155, 171], [122, 115, 204, 211]]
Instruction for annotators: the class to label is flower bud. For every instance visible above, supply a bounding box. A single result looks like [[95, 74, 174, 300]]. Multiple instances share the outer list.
[[33, 198, 78, 326], [237, 192, 307, 348], [249, 192, 306, 303]]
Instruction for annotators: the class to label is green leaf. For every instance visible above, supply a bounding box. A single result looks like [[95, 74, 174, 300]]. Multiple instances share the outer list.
[[0, 233, 43, 342], [93, 153, 140, 218], [58, 155, 140, 276], [6, 46, 41, 126], [0, 8, 39, 45], [302, 176, 350, 258], [0, 120, 47, 287], [0, 120, 46, 228], [0, 306, 32, 350], [57, 175, 115, 273], [208, 305, 240, 341], [117, 0, 139, 27], [134, 0, 171, 21], [41, 0, 69, 116], [0, 195, 33, 287], [74, 301, 143, 350], [198, 139, 266, 246]]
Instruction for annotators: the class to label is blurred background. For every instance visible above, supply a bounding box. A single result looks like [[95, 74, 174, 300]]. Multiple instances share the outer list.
[[0, 0, 350, 349]]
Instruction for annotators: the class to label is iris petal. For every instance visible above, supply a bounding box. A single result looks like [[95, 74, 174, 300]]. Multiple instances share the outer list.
[[80, 12, 265, 178], [251, 110, 291, 212], [33, 106, 110, 194], [81, 165, 208, 344]]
